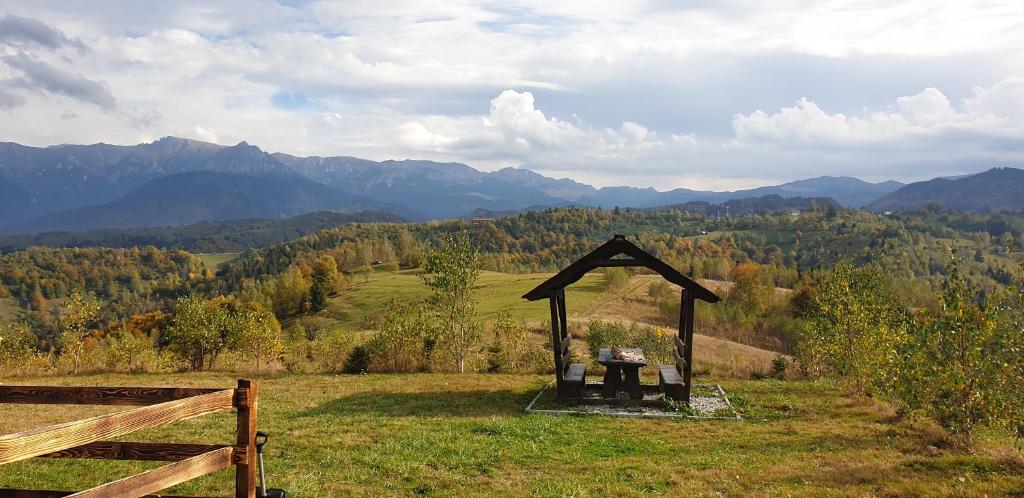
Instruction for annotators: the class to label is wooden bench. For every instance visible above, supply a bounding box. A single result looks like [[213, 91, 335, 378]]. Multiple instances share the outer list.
[[554, 325, 585, 399], [659, 335, 686, 401]]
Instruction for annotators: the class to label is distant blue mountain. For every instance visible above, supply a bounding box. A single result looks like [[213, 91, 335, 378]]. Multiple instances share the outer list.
[[1, 171, 411, 234], [0, 136, 919, 234], [870, 167, 1024, 213]]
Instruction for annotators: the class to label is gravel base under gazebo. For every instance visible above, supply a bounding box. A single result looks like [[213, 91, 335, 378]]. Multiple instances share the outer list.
[[525, 383, 742, 420]]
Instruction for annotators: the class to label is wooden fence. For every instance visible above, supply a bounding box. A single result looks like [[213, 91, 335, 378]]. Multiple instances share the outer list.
[[0, 379, 259, 498]]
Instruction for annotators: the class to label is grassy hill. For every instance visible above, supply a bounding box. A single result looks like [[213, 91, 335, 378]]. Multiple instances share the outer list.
[[322, 269, 606, 331], [195, 252, 240, 271], [0, 297, 19, 321], [0, 373, 1020, 496]]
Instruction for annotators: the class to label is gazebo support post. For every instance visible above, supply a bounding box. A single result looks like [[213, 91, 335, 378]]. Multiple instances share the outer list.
[[548, 293, 564, 395], [680, 292, 696, 404]]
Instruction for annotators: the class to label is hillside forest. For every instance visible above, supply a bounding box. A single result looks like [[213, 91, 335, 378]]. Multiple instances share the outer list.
[[2, 204, 1023, 448]]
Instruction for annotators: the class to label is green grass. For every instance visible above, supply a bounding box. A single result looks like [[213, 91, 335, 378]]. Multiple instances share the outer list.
[[0, 373, 1020, 497], [323, 270, 605, 331], [196, 252, 240, 271]]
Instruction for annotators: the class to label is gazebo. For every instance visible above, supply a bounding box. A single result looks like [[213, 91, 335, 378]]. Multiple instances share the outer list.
[[523, 235, 720, 404]]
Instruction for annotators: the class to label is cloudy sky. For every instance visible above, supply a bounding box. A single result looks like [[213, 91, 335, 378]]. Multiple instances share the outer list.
[[1, 1, 1023, 190]]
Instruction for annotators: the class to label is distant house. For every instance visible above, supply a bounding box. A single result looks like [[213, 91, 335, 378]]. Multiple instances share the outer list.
[[471, 218, 496, 225], [788, 209, 802, 216]]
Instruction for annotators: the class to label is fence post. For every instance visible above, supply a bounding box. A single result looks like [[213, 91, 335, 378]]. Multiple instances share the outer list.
[[235, 379, 257, 498]]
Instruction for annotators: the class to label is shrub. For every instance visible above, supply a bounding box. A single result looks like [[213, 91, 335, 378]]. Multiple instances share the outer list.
[[895, 256, 1024, 447], [233, 304, 284, 371], [308, 331, 355, 373], [770, 355, 788, 379], [585, 321, 630, 358], [485, 306, 548, 373], [795, 260, 909, 394], [104, 327, 163, 373], [603, 267, 630, 290], [629, 323, 675, 366], [647, 281, 673, 302], [343, 345, 371, 374], [0, 321, 47, 375], [367, 301, 430, 372], [165, 294, 233, 370]]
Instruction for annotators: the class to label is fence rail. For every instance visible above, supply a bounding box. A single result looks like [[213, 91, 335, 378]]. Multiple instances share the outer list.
[[0, 379, 258, 498]]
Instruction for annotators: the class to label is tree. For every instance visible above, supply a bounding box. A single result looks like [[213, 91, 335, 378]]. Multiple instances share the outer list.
[[899, 255, 1024, 447], [353, 265, 372, 284], [367, 300, 428, 372], [58, 289, 101, 374], [488, 306, 531, 372], [0, 321, 38, 372], [232, 301, 284, 371], [165, 294, 233, 370], [421, 231, 482, 373], [727, 262, 771, 315], [309, 255, 340, 312], [796, 260, 909, 394]]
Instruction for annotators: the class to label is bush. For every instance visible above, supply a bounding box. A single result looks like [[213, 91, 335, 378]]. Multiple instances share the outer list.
[[647, 281, 673, 302], [795, 260, 909, 394], [308, 331, 355, 373], [603, 267, 630, 290], [585, 321, 630, 358], [894, 256, 1024, 447], [0, 321, 48, 376], [486, 306, 548, 373], [367, 301, 431, 372], [629, 323, 675, 366], [343, 345, 371, 374]]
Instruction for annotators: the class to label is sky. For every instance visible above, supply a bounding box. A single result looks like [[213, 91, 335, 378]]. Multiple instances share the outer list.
[[1, 1, 1023, 191]]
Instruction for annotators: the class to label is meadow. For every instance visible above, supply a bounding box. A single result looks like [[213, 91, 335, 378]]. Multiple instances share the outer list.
[[321, 269, 606, 331], [0, 373, 1021, 497]]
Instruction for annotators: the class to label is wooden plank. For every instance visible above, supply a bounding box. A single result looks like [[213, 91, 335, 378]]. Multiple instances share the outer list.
[[234, 380, 257, 498], [66, 446, 233, 498], [0, 389, 235, 465], [559, 334, 571, 354], [0, 386, 226, 406], [0, 490, 208, 498], [40, 441, 247, 464]]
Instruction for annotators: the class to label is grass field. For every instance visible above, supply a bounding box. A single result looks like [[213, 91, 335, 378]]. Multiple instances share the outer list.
[[196, 252, 240, 271], [0, 373, 1020, 497], [323, 269, 606, 331], [0, 297, 20, 321]]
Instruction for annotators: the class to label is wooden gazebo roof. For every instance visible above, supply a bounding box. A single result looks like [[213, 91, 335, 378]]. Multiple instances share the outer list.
[[522, 234, 720, 303]]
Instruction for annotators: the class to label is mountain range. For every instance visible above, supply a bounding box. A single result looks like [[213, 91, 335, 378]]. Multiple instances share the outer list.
[[869, 167, 1024, 213], [0, 136, 1013, 235]]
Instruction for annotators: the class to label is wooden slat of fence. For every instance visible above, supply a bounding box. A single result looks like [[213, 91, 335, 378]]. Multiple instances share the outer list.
[[0, 386, 226, 406], [0, 490, 207, 497], [234, 379, 258, 498], [40, 441, 247, 464], [66, 446, 233, 498], [0, 389, 235, 465]]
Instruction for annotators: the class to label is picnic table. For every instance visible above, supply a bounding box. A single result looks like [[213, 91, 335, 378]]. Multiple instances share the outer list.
[[598, 348, 648, 399]]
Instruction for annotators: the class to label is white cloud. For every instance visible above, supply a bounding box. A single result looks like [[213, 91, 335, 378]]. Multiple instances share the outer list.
[[732, 78, 1024, 145], [0, 2, 1023, 188]]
